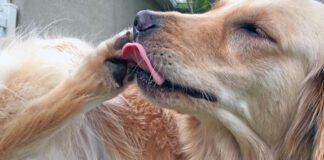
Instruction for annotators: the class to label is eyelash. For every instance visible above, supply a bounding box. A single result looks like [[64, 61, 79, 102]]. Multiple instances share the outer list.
[[239, 23, 270, 40]]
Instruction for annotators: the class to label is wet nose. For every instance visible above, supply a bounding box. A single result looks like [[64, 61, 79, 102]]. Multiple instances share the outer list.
[[134, 10, 159, 33]]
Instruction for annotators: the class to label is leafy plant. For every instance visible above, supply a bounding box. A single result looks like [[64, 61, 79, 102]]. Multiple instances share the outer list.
[[155, 0, 216, 13]]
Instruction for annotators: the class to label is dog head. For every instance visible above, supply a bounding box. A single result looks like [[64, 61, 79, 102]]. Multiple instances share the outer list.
[[131, 0, 324, 158]]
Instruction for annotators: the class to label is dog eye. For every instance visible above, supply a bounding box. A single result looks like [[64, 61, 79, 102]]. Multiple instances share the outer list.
[[239, 23, 269, 39]]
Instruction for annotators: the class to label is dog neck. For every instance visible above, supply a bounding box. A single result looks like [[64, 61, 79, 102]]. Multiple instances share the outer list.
[[177, 115, 241, 160], [178, 112, 276, 160]]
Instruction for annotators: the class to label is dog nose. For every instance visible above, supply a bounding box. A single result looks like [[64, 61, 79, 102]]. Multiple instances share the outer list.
[[134, 10, 158, 33]]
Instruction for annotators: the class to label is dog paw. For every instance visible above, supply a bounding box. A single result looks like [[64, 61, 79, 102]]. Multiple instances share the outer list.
[[73, 29, 133, 99], [95, 29, 134, 96], [96, 29, 132, 60]]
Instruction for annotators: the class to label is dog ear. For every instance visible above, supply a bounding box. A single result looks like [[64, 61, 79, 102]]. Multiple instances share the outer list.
[[313, 67, 324, 159], [285, 67, 323, 159]]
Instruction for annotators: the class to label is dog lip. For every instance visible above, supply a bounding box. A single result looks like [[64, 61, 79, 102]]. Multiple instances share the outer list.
[[136, 69, 218, 102]]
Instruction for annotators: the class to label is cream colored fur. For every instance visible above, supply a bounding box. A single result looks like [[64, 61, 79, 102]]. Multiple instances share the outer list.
[[129, 0, 324, 159], [0, 31, 180, 160], [0, 0, 323, 160]]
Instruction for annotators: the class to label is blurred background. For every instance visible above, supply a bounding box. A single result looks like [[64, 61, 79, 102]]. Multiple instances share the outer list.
[[155, 0, 216, 13], [0, 0, 215, 44]]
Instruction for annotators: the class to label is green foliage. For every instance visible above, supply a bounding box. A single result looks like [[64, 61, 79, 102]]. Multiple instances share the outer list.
[[156, 0, 215, 13], [184, 0, 215, 13]]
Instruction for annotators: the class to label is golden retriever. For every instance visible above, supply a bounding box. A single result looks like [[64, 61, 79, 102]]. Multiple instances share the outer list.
[[0, 0, 323, 160]]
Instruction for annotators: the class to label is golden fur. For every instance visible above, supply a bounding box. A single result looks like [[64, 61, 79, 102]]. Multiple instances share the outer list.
[[131, 0, 324, 159], [0, 0, 323, 160], [0, 33, 180, 159]]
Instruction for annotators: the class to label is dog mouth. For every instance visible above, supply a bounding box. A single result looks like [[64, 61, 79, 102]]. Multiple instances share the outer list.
[[122, 43, 217, 102], [134, 68, 217, 102]]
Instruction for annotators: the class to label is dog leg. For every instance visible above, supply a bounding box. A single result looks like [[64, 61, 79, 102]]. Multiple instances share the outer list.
[[0, 30, 131, 158]]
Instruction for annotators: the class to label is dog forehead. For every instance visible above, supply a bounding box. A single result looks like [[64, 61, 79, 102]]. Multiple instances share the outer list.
[[215, 0, 272, 7], [214, 0, 302, 11]]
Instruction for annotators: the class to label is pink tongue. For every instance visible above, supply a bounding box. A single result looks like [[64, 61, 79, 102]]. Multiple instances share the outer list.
[[122, 43, 165, 85]]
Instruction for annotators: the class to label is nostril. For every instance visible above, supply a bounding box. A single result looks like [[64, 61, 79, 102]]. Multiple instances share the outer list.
[[134, 18, 138, 29], [134, 10, 158, 32], [138, 23, 156, 32]]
